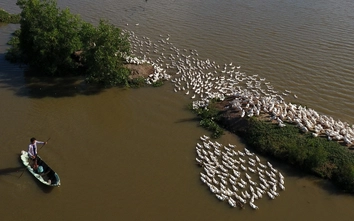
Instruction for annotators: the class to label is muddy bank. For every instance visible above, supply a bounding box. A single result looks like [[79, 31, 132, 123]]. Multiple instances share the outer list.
[[214, 96, 270, 135], [124, 63, 154, 80]]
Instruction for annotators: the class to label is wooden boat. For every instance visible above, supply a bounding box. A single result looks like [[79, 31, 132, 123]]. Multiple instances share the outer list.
[[20, 150, 61, 187]]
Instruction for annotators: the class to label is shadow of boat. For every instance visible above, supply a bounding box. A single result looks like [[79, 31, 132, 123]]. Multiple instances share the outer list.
[[17, 153, 56, 193], [0, 166, 24, 176]]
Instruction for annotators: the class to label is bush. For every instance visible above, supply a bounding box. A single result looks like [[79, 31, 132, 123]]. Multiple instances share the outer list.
[[81, 19, 130, 86], [17, 0, 83, 75], [0, 8, 20, 23], [152, 80, 164, 87], [128, 77, 147, 88], [5, 32, 21, 62], [199, 118, 224, 138], [192, 101, 224, 138], [7, 0, 131, 86]]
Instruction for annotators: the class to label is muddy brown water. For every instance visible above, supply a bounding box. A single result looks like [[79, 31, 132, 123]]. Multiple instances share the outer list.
[[1, 0, 354, 220]]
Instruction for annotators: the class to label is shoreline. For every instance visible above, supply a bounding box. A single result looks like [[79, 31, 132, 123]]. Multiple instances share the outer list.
[[215, 95, 354, 149], [208, 96, 354, 193]]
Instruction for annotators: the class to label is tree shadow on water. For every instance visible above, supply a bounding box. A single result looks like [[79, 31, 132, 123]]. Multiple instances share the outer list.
[[21, 71, 105, 99], [175, 117, 200, 123], [0, 53, 105, 99]]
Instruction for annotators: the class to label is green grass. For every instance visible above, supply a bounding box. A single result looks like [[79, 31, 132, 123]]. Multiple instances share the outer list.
[[236, 117, 354, 193], [191, 101, 224, 139], [151, 79, 164, 87], [128, 77, 147, 88]]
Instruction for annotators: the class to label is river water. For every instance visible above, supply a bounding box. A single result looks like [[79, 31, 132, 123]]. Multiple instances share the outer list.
[[1, 0, 354, 220]]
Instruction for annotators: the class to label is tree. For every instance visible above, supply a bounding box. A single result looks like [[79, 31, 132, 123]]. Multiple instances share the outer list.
[[17, 0, 83, 75], [81, 20, 131, 86], [12, 0, 131, 86]]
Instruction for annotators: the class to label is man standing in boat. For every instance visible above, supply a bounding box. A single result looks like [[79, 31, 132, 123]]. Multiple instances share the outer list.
[[28, 137, 47, 169]]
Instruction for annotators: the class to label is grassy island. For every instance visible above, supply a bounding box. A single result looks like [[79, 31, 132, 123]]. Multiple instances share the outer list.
[[193, 98, 354, 193]]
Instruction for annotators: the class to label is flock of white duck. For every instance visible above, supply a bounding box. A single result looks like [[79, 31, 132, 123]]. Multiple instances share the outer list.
[[119, 28, 353, 209], [196, 135, 285, 209], [122, 29, 354, 147]]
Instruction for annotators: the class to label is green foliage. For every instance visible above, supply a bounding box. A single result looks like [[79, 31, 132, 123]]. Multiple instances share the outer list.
[[7, 0, 131, 86], [5, 31, 21, 62], [16, 0, 83, 75], [333, 164, 354, 191], [192, 102, 224, 138], [193, 104, 219, 120], [151, 80, 164, 87], [128, 77, 147, 88], [0, 8, 20, 23], [82, 19, 130, 86], [199, 118, 224, 138], [236, 117, 354, 193]]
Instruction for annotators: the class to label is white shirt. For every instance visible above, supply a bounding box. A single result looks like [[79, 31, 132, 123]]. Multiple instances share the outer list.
[[28, 141, 45, 157]]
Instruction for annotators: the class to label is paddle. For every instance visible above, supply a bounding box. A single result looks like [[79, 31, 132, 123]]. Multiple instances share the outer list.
[[18, 168, 26, 179], [39, 137, 51, 150], [18, 164, 27, 179], [19, 138, 51, 179]]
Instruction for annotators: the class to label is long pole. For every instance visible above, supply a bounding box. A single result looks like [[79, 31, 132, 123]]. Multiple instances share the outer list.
[[18, 165, 26, 179], [39, 137, 51, 150]]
